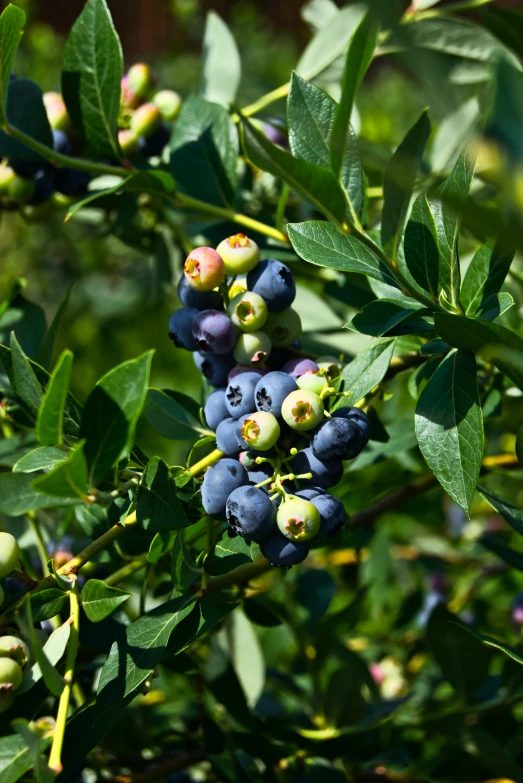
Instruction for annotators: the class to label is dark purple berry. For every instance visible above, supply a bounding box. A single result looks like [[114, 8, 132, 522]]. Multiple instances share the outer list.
[[192, 310, 237, 354], [331, 406, 371, 446], [168, 308, 198, 351], [246, 259, 296, 312], [138, 123, 170, 157], [226, 485, 275, 541], [177, 276, 222, 311], [30, 170, 54, 204], [201, 458, 248, 517], [193, 351, 235, 387], [310, 494, 345, 541], [282, 358, 319, 378], [291, 447, 342, 489], [55, 167, 91, 196], [310, 417, 365, 460], [9, 157, 42, 178], [52, 129, 71, 155]]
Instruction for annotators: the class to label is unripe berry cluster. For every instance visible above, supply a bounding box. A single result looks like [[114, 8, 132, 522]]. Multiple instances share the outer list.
[[169, 236, 370, 567], [0, 533, 28, 713]]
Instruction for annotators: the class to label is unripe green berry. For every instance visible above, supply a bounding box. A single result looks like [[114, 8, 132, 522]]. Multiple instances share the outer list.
[[216, 234, 260, 274], [130, 102, 161, 138], [264, 308, 302, 348], [43, 93, 69, 131], [228, 291, 268, 332], [229, 276, 248, 299], [184, 246, 225, 291], [0, 657, 23, 691], [317, 355, 341, 380], [0, 694, 13, 713], [0, 533, 20, 578], [0, 636, 29, 669], [153, 89, 182, 121], [239, 411, 280, 451], [118, 129, 139, 156], [8, 175, 34, 203], [281, 389, 324, 431], [297, 372, 327, 395], [0, 166, 15, 193], [277, 498, 320, 542], [233, 331, 271, 368], [127, 63, 156, 99]]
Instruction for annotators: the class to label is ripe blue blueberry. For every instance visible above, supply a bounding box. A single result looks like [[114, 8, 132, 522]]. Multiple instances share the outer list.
[[228, 291, 268, 332], [225, 372, 261, 419], [217, 234, 260, 275], [281, 389, 324, 432], [226, 485, 276, 541], [291, 447, 342, 489], [264, 308, 302, 347], [192, 310, 237, 354], [310, 494, 345, 541], [168, 308, 198, 351], [260, 530, 309, 567], [55, 168, 91, 196], [30, 170, 54, 205], [201, 458, 248, 517], [332, 406, 371, 447], [177, 276, 222, 311], [233, 331, 271, 368], [193, 351, 235, 387], [255, 371, 297, 419], [244, 459, 274, 492], [204, 389, 229, 431], [52, 129, 71, 155], [277, 498, 320, 542], [310, 417, 365, 460], [216, 417, 242, 456], [295, 486, 326, 501], [282, 358, 319, 378], [227, 365, 268, 382], [237, 411, 280, 451], [9, 157, 42, 179], [246, 259, 296, 312]]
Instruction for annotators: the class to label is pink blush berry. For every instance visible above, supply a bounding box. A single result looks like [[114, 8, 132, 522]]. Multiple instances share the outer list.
[[184, 247, 225, 291]]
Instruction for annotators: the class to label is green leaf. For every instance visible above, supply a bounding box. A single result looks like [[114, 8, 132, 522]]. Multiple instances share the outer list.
[[10, 331, 42, 414], [475, 292, 514, 322], [0, 4, 25, 125], [144, 388, 209, 440], [404, 193, 440, 300], [240, 114, 348, 225], [481, 7, 523, 60], [148, 530, 177, 564], [137, 457, 188, 532], [205, 533, 253, 576], [0, 733, 51, 783], [36, 350, 72, 447], [287, 73, 364, 219], [11, 719, 52, 783], [217, 610, 265, 709], [201, 11, 241, 106], [415, 349, 483, 514], [455, 623, 523, 667], [333, 338, 395, 407], [32, 441, 87, 500], [288, 221, 394, 284], [0, 433, 37, 467], [62, 0, 123, 159], [30, 589, 69, 623], [461, 240, 515, 315], [66, 170, 175, 221], [426, 603, 491, 702], [301, 0, 338, 32], [82, 579, 131, 622], [346, 298, 431, 337], [0, 472, 79, 515], [17, 622, 70, 695], [37, 286, 72, 370], [80, 351, 152, 485], [171, 532, 199, 593], [0, 290, 46, 361], [478, 485, 523, 538], [381, 110, 431, 263], [296, 3, 368, 85], [401, 15, 514, 63], [13, 446, 68, 474], [434, 313, 523, 391], [96, 595, 197, 701], [20, 602, 66, 698], [0, 78, 53, 161], [330, 11, 377, 190], [517, 425, 523, 466], [481, 533, 523, 572], [170, 95, 238, 208]]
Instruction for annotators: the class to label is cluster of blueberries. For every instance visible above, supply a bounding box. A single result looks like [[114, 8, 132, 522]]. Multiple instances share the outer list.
[[0, 64, 181, 214], [0, 532, 27, 713], [169, 235, 370, 567]]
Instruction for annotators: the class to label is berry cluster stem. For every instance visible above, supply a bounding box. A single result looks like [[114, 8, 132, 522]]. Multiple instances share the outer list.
[[48, 584, 81, 774]]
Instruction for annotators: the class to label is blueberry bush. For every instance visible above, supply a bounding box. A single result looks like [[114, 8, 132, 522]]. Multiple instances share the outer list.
[[1, 0, 523, 780]]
